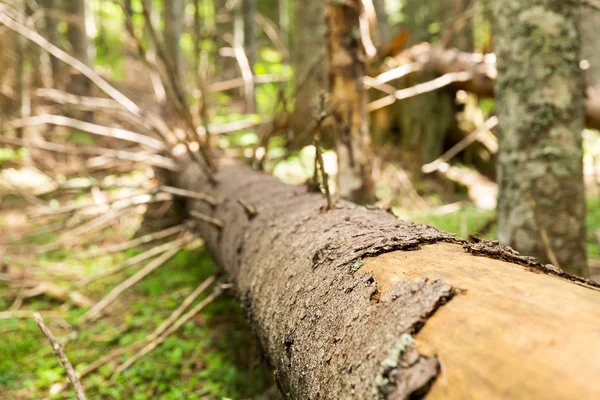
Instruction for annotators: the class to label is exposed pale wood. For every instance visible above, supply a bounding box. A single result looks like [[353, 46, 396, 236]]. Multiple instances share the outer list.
[[362, 242, 600, 400]]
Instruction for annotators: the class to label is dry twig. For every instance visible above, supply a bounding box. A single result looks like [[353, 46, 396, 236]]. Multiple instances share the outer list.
[[114, 285, 223, 375], [33, 312, 87, 400], [82, 247, 180, 322]]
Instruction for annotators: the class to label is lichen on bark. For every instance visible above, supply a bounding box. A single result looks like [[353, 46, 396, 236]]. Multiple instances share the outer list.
[[493, 0, 587, 275]]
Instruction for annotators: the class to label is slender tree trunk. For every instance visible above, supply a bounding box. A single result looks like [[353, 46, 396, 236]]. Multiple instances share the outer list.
[[494, 1, 587, 275], [40, 0, 61, 85], [242, 0, 257, 112], [290, 0, 327, 137], [175, 160, 600, 399], [65, 0, 91, 94], [326, 1, 376, 204], [278, 0, 289, 46], [164, 0, 184, 79]]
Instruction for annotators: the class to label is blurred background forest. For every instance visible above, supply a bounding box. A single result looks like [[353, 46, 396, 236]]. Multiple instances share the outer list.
[[1, 0, 599, 398]]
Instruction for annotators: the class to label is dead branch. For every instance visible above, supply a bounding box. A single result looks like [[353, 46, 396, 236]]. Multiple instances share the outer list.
[[147, 275, 216, 342], [159, 185, 217, 206], [189, 210, 225, 229], [367, 71, 473, 112], [75, 235, 195, 288], [33, 312, 87, 400], [207, 74, 288, 93], [33, 88, 121, 110], [237, 198, 258, 218], [114, 285, 222, 375], [422, 116, 498, 173], [4, 114, 166, 152], [23, 281, 93, 308], [0, 5, 139, 115], [82, 247, 180, 322], [77, 222, 192, 259], [0, 310, 67, 319], [0, 135, 177, 170]]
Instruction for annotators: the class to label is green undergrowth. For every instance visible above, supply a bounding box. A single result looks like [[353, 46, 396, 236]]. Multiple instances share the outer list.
[[402, 195, 600, 263], [0, 246, 277, 399]]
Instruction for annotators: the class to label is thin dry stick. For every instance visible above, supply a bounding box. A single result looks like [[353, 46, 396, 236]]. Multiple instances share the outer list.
[[237, 198, 258, 218], [365, 63, 423, 87], [422, 116, 498, 173], [82, 247, 180, 322], [367, 71, 473, 112], [208, 74, 288, 93], [76, 235, 194, 288], [77, 222, 191, 259], [0, 135, 177, 170], [159, 186, 217, 206], [5, 114, 166, 151], [0, 310, 66, 319], [35, 206, 135, 254], [34, 88, 121, 110], [314, 128, 333, 210], [32, 189, 153, 218], [114, 287, 222, 375], [147, 275, 216, 342], [33, 312, 87, 400], [190, 210, 225, 229]]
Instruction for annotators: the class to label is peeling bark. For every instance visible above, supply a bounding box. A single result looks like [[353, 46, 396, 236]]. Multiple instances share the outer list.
[[175, 161, 600, 399]]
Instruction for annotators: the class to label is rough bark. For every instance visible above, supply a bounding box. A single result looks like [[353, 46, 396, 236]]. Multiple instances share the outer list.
[[326, 1, 376, 204], [493, 1, 587, 276], [176, 161, 600, 399], [581, 10, 600, 86]]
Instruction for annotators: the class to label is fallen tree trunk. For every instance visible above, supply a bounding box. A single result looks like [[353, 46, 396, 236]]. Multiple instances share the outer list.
[[176, 161, 600, 399]]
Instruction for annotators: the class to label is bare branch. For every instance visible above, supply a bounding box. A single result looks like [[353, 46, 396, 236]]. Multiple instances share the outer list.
[[114, 286, 222, 375], [367, 71, 473, 112], [190, 210, 225, 229], [33, 313, 87, 400], [422, 116, 498, 173], [0, 5, 140, 115], [82, 247, 180, 322], [77, 222, 192, 259], [75, 235, 195, 288], [34, 88, 121, 110], [159, 186, 217, 206], [5, 114, 166, 152], [147, 275, 216, 342], [0, 135, 177, 171]]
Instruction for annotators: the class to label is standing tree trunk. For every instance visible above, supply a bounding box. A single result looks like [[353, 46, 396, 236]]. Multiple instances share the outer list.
[[494, 1, 587, 276], [290, 0, 327, 136], [326, 1, 376, 204], [65, 0, 91, 94], [40, 0, 61, 85], [164, 0, 184, 79]]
